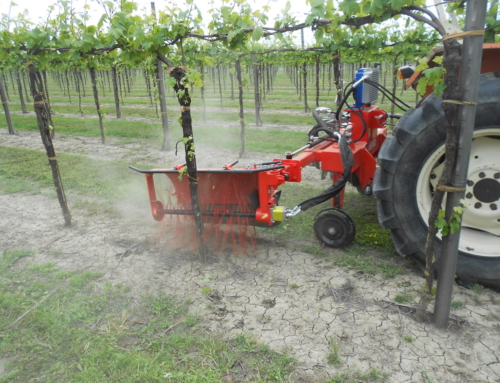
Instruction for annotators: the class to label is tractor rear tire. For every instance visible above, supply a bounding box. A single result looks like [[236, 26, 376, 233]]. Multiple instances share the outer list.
[[373, 72, 500, 291]]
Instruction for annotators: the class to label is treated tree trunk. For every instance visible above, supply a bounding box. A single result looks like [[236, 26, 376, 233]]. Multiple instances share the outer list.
[[65, 71, 72, 103], [390, 58, 398, 125], [217, 64, 224, 110], [333, 53, 342, 110], [74, 70, 83, 116], [0, 74, 15, 134], [156, 59, 171, 151], [89, 67, 106, 144], [200, 63, 207, 122], [111, 66, 121, 118], [22, 72, 30, 102], [9, 71, 16, 95], [235, 58, 245, 157], [266, 65, 271, 93], [78, 71, 86, 98], [42, 71, 51, 109], [117, 70, 124, 105], [26, 62, 71, 226], [169, 65, 205, 258], [303, 62, 309, 113], [229, 67, 235, 101], [15, 70, 27, 114], [125, 69, 131, 93], [328, 62, 332, 95], [252, 54, 262, 126], [315, 56, 320, 107]]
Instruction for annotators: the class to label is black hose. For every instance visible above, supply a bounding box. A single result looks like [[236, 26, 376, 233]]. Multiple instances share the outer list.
[[335, 86, 355, 121], [365, 79, 411, 110], [310, 109, 338, 140], [297, 136, 354, 211]]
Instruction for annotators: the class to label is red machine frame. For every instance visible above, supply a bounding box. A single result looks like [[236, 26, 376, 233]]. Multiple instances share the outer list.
[[134, 106, 388, 226]]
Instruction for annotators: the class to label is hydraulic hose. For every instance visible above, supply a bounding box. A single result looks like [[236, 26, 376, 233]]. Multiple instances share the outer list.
[[296, 136, 354, 211]]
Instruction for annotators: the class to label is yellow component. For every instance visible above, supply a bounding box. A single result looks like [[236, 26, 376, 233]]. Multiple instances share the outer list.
[[272, 206, 286, 222]]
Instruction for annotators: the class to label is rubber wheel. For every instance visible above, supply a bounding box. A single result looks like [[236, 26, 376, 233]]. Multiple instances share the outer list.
[[374, 72, 500, 290], [314, 208, 356, 248]]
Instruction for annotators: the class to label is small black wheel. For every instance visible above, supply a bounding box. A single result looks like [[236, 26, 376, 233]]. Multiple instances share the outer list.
[[313, 208, 356, 248]]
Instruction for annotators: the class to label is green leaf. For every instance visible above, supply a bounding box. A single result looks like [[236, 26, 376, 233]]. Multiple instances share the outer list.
[[252, 26, 264, 41], [227, 30, 237, 42], [450, 221, 461, 234], [441, 225, 450, 237], [340, 0, 359, 15]]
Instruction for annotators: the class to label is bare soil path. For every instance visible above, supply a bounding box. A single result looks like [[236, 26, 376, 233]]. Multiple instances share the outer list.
[[1, 130, 499, 382]]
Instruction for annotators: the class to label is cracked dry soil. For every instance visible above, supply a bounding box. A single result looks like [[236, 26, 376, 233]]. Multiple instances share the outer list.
[[1, 130, 500, 382]]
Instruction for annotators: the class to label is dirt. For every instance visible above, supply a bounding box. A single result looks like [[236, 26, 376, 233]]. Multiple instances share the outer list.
[[1, 130, 500, 382]]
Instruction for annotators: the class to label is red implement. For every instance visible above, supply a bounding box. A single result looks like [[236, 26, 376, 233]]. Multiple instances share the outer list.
[[132, 106, 387, 227]]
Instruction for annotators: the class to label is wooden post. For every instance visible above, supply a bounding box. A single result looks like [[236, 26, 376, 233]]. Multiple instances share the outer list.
[[15, 69, 27, 114], [229, 66, 235, 101], [26, 61, 71, 226], [252, 54, 262, 126], [390, 57, 398, 125], [73, 70, 83, 116], [315, 56, 320, 107], [235, 58, 245, 157], [89, 67, 106, 144], [333, 53, 342, 110], [200, 62, 206, 122], [217, 64, 224, 110], [302, 62, 309, 113], [156, 59, 171, 151], [0, 73, 15, 134], [111, 66, 121, 118]]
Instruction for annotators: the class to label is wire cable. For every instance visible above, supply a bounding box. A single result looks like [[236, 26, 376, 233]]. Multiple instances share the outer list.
[[365, 79, 411, 110]]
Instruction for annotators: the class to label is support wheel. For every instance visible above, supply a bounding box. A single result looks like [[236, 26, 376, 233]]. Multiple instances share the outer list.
[[374, 72, 500, 290], [313, 208, 356, 248]]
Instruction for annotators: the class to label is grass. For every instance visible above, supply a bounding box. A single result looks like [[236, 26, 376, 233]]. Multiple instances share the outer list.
[[0, 146, 145, 201], [403, 335, 414, 343], [327, 337, 341, 367], [0, 249, 296, 382], [326, 367, 390, 383], [8, 113, 308, 154], [469, 283, 486, 294], [450, 301, 465, 310], [394, 294, 413, 303]]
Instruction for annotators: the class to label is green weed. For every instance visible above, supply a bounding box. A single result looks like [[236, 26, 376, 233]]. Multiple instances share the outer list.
[[394, 294, 413, 303], [327, 367, 390, 382], [450, 301, 465, 310], [469, 283, 485, 294], [403, 335, 414, 343], [327, 337, 341, 366]]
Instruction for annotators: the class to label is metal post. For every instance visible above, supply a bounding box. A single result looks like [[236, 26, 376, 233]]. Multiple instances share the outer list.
[[434, 0, 488, 328]]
